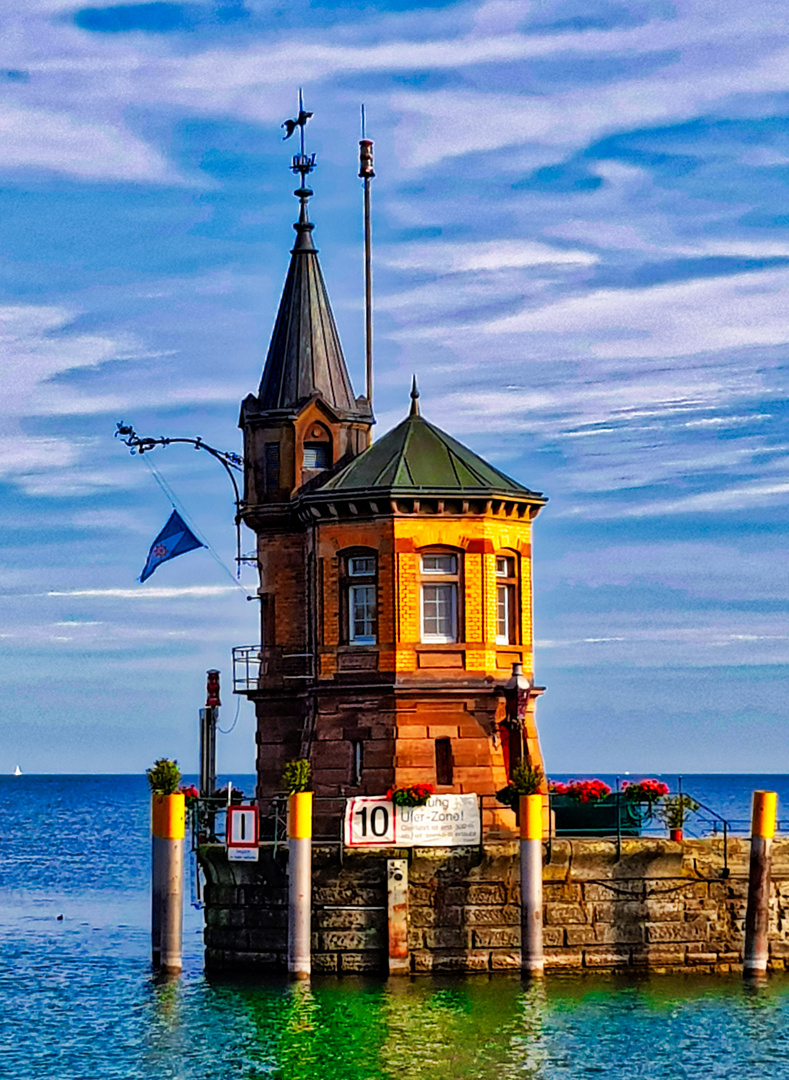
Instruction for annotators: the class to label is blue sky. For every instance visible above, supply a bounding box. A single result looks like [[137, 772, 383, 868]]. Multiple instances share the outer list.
[[2, 0, 789, 774]]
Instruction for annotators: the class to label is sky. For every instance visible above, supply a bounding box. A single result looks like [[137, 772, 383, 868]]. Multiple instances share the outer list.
[[2, 0, 789, 775]]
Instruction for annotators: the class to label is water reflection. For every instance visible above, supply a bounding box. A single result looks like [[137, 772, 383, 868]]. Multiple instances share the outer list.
[[217, 974, 789, 1080]]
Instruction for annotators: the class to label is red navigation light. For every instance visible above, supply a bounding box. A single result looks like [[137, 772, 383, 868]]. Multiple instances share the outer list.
[[206, 669, 221, 708]]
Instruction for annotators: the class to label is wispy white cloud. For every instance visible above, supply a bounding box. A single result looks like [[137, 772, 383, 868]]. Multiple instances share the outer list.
[[0, 103, 177, 182], [381, 238, 598, 272], [485, 268, 789, 359]]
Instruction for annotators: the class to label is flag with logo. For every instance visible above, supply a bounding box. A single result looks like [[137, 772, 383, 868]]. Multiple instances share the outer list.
[[139, 509, 203, 583]]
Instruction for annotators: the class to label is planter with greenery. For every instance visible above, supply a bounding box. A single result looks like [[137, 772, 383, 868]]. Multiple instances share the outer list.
[[548, 778, 643, 837], [621, 778, 669, 821], [387, 783, 435, 808], [282, 759, 311, 794], [147, 758, 185, 838], [147, 758, 181, 795], [281, 759, 312, 837], [657, 794, 699, 840], [496, 763, 545, 808]]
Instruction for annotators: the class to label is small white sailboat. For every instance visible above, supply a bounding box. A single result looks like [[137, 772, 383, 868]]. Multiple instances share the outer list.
[[13, 765, 21, 777]]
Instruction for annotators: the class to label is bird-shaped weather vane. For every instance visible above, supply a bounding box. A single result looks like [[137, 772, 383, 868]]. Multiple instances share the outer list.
[[282, 89, 315, 183]]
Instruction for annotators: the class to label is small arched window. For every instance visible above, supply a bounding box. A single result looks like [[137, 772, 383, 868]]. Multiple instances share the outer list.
[[419, 549, 461, 643], [495, 552, 519, 645], [341, 549, 377, 645], [302, 422, 332, 475]]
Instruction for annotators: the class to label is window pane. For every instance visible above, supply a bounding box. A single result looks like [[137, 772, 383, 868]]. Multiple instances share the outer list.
[[350, 584, 376, 643], [496, 584, 509, 644], [422, 583, 457, 641], [349, 556, 375, 576], [422, 553, 457, 575], [351, 740, 363, 785], [435, 737, 453, 785], [496, 556, 514, 577], [264, 443, 280, 492], [303, 444, 329, 470]]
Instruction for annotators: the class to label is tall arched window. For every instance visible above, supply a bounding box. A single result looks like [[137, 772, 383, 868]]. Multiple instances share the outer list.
[[419, 549, 461, 643], [495, 552, 519, 645], [340, 550, 377, 645]]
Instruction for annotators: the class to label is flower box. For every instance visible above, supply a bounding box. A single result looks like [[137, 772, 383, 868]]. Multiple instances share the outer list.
[[551, 795, 642, 837]]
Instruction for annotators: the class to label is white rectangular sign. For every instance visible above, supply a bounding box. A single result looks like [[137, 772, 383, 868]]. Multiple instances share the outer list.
[[345, 794, 480, 847], [227, 805, 259, 862], [228, 846, 259, 862]]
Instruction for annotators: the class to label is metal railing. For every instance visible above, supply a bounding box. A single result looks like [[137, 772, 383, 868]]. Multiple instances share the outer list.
[[232, 645, 314, 692], [232, 645, 261, 692], [191, 788, 748, 870]]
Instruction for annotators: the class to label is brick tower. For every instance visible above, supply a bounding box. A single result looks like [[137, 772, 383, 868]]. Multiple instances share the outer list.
[[238, 161, 547, 807]]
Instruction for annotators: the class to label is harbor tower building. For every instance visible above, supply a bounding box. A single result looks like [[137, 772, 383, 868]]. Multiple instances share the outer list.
[[237, 163, 547, 809]]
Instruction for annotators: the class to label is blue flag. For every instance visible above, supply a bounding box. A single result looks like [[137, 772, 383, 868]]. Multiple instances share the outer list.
[[139, 510, 203, 583]]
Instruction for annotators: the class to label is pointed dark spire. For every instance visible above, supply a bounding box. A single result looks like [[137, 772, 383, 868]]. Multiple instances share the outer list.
[[257, 136, 370, 420], [409, 375, 420, 416]]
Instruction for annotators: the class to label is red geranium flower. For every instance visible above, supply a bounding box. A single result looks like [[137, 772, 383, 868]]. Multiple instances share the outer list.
[[561, 779, 612, 803]]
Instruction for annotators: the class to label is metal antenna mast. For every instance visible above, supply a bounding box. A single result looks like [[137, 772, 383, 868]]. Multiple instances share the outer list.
[[359, 105, 375, 412]]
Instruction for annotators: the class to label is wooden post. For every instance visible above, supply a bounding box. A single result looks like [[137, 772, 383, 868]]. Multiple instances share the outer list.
[[520, 793, 544, 977], [288, 791, 312, 979], [151, 792, 185, 972], [387, 858, 409, 975], [744, 789, 777, 977]]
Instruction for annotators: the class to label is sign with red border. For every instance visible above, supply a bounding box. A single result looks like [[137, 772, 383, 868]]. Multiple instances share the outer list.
[[345, 797, 397, 846], [227, 805, 259, 862]]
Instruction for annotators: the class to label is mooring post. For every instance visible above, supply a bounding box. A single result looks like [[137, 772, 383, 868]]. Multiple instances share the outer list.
[[151, 791, 185, 972], [287, 791, 312, 979], [744, 789, 777, 977], [520, 793, 544, 977], [387, 857, 409, 975]]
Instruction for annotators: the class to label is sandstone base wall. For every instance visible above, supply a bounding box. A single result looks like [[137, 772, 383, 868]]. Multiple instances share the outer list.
[[199, 838, 789, 974]]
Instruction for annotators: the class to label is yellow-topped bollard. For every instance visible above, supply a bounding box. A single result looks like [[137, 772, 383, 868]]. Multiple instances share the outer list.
[[744, 790, 778, 977], [152, 793, 186, 840], [151, 792, 185, 973], [751, 791, 777, 840], [519, 793, 544, 977], [288, 791, 313, 979]]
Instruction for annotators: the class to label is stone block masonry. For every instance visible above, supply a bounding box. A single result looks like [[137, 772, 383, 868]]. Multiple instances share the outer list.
[[200, 837, 789, 974]]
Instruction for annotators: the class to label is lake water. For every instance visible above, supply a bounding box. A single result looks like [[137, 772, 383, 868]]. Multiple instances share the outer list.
[[3, 774, 789, 1078]]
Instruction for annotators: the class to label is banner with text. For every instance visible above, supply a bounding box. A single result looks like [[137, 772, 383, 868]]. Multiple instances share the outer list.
[[344, 794, 480, 847]]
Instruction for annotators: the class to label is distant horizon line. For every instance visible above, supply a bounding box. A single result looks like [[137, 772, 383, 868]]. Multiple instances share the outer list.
[[4, 771, 789, 778]]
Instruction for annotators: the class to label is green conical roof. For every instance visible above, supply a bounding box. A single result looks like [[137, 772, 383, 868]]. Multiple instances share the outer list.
[[315, 409, 543, 501]]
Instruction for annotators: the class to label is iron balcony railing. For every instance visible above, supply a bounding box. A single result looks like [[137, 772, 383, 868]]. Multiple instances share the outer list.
[[232, 645, 314, 692]]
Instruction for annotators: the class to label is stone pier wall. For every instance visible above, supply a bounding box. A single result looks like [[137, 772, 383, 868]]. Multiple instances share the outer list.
[[199, 837, 789, 974]]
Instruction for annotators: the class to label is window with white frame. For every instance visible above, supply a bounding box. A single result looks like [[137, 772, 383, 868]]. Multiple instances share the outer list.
[[495, 554, 518, 645], [344, 552, 377, 644], [420, 551, 460, 643]]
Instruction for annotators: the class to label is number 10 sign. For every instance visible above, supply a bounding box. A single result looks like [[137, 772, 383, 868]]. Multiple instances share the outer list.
[[344, 794, 480, 847], [345, 797, 396, 846]]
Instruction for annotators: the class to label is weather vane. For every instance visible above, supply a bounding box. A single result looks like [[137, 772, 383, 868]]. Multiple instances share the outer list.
[[282, 89, 315, 184]]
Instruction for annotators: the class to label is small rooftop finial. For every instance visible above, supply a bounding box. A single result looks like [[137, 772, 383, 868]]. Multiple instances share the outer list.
[[409, 375, 420, 416]]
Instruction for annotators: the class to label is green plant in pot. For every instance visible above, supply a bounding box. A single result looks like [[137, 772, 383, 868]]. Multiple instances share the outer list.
[[281, 758, 311, 794], [496, 763, 544, 808], [657, 794, 699, 840], [147, 758, 181, 795]]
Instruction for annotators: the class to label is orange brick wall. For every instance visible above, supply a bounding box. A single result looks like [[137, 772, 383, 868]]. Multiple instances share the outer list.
[[250, 509, 542, 801]]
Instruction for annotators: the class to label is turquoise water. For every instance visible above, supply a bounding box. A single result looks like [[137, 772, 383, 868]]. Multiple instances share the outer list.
[[3, 775, 789, 1078]]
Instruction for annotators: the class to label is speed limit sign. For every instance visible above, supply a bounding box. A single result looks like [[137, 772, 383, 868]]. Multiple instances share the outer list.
[[344, 797, 396, 846]]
